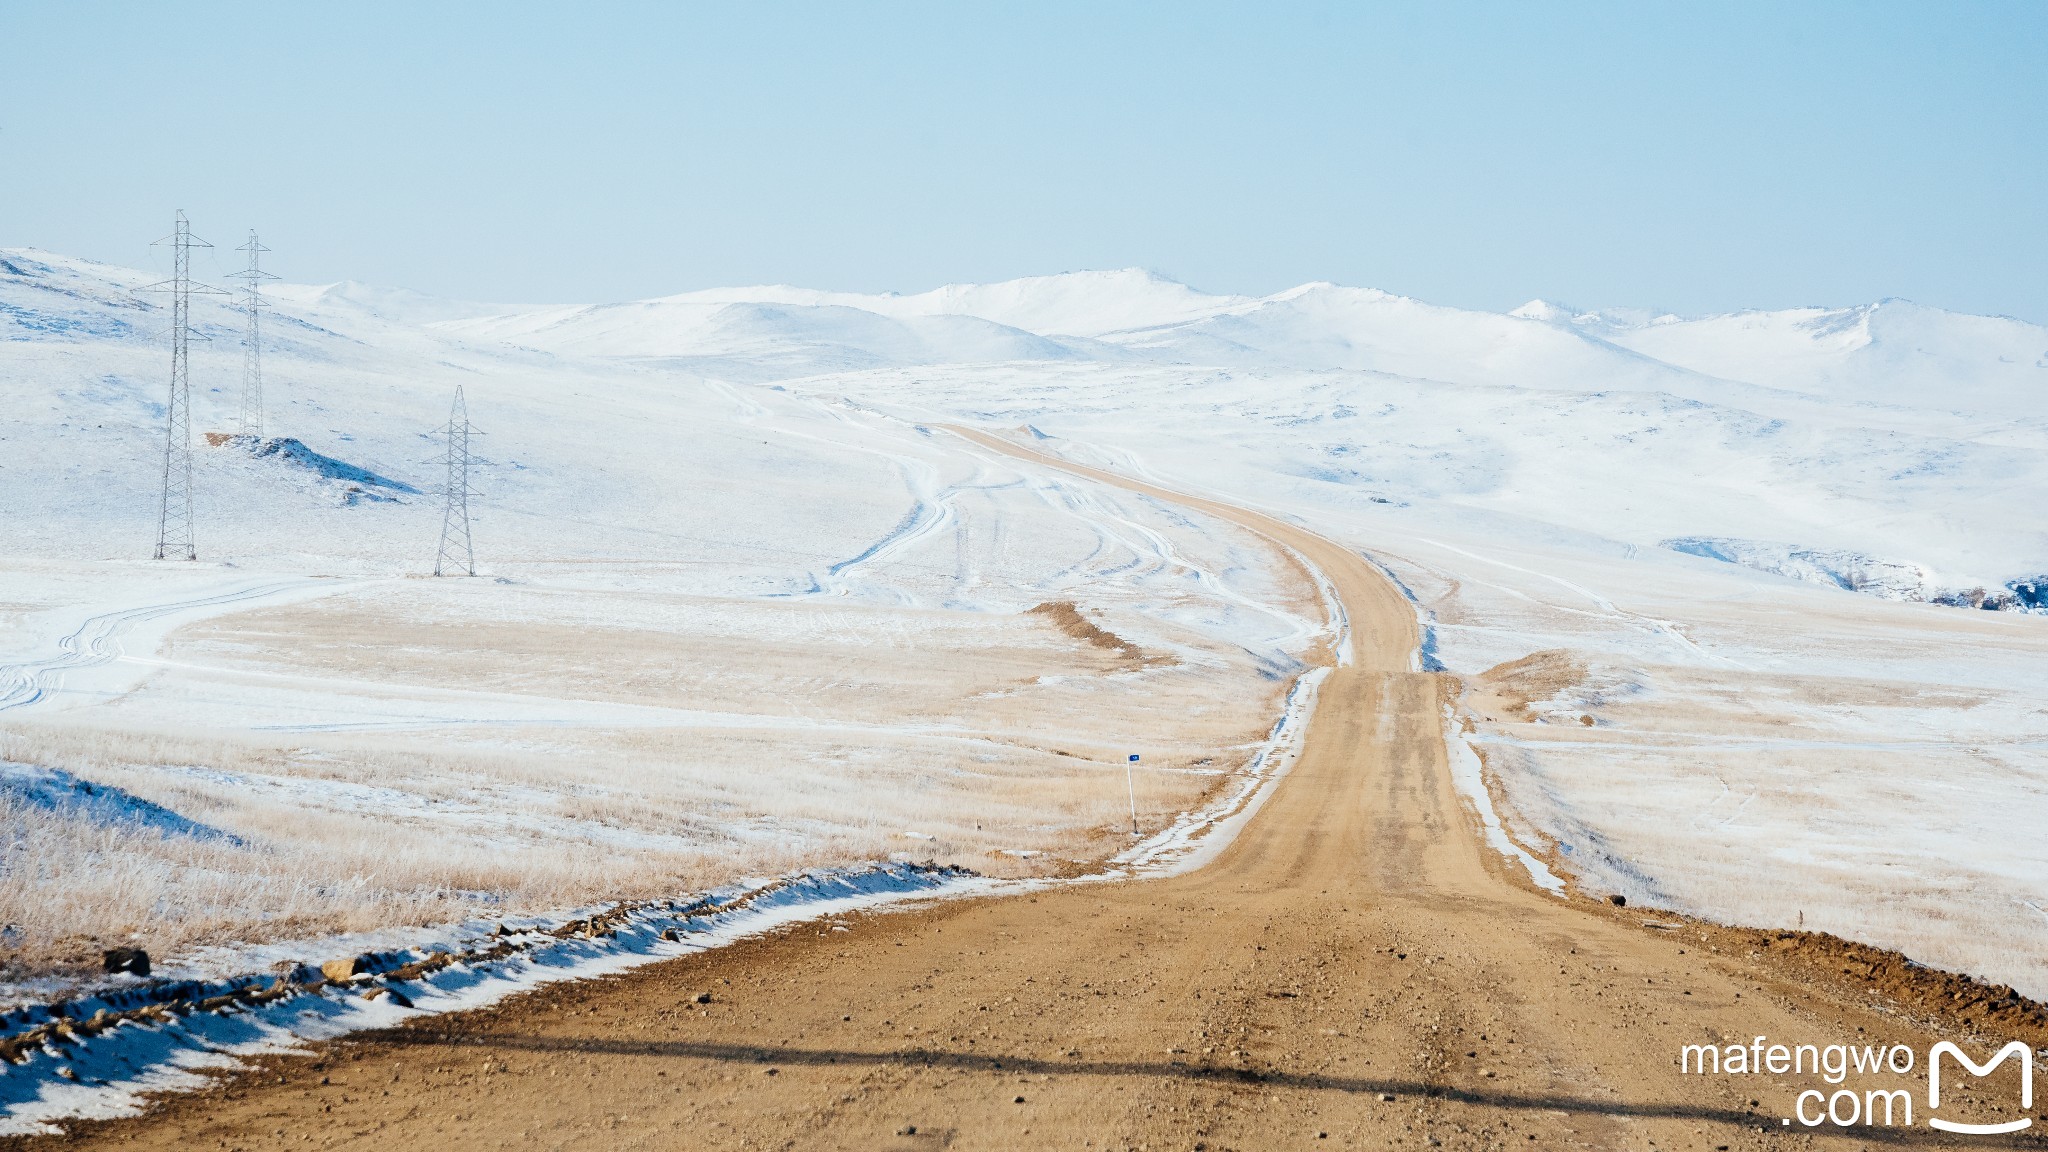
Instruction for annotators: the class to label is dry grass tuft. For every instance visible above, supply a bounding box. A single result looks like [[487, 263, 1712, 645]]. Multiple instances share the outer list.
[[1029, 601, 1143, 661]]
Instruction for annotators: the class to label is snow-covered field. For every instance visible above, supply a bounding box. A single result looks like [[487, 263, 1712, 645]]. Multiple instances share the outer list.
[[4, 243, 2047, 1017], [0, 250, 1328, 1005]]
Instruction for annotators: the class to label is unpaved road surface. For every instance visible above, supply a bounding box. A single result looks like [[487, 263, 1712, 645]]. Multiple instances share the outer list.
[[33, 432, 2040, 1150]]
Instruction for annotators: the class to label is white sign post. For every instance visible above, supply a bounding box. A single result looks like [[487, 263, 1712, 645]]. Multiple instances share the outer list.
[[1127, 754, 1140, 836]]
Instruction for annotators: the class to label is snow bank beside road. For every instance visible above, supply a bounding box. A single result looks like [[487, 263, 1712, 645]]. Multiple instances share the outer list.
[[0, 864, 980, 1136]]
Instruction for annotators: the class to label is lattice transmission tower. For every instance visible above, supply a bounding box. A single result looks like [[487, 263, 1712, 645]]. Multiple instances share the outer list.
[[225, 231, 276, 437], [432, 386, 483, 576], [139, 211, 223, 561]]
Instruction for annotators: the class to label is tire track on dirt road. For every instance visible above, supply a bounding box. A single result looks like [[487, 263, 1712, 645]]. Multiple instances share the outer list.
[[34, 431, 2034, 1150]]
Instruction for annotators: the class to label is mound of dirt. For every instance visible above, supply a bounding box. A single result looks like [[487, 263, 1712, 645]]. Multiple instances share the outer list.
[[1747, 927, 2048, 1038], [1592, 898, 2048, 1045], [1028, 602, 1142, 660], [210, 434, 419, 501]]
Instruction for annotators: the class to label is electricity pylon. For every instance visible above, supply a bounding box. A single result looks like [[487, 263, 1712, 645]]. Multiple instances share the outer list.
[[138, 211, 223, 561], [432, 386, 483, 576], [225, 231, 276, 437]]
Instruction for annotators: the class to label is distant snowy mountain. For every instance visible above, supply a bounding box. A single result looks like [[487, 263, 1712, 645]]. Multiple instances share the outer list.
[[620, 268, 1254, 339], [267, 280, 515, 327], [430, 267, 1251, 379], [888, 268, 1255, 337], [1092, 282, 1718, 395], [1515, 297, 2048, 413], [441, 297, 1092, 380], [17, 246, 2041, 415], [435, 266, 2048, 418]]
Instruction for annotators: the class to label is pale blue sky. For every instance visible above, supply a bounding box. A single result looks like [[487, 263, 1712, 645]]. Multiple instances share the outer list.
[[3, 2, 2043, 321]]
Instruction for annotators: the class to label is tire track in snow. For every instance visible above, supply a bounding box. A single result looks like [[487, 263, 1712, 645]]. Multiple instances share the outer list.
[[705, 387, 969, 604], [0, 579, 360, 715], [702, 388, 1323, 656], [1014, 470, 1326, 658], [818, 453, 957, 601], [961, 436, 1346, 661], [1418, 538, 1753, 670]]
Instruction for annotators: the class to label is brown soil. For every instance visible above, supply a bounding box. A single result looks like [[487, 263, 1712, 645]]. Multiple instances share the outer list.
[[24, 429, 2042, 1150]]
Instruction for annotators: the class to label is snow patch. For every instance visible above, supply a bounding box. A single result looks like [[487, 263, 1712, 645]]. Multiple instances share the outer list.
[[1664, 536, 2044, 613], [0, 762, 237, 843], [222, 436, 420, 503], [1444, 710, 1567, 897]]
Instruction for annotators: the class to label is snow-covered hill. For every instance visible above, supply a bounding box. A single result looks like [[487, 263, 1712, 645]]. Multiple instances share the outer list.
[[1095, 282, 1723, 396], [266, 280, 514, 327], [443, 298, 1093, 381], [625, 267, 1255, 338]]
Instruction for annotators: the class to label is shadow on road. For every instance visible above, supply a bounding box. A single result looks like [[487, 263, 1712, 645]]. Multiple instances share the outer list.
[[371, 1027, 1959, 1144]]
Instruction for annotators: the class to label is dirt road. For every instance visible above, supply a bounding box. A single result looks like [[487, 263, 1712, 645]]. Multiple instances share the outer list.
[[37, 431, 2038, 1150]]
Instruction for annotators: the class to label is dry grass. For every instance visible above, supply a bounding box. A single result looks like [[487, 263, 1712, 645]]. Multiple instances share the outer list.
[[1465, 649, 1590, 722], [0, 582, 1294, 990]]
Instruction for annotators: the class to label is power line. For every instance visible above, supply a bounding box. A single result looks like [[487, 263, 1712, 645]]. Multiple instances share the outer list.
[[433, 386, 483, 576], [136, 211, 225, 561], [224, 231, 276, 437]]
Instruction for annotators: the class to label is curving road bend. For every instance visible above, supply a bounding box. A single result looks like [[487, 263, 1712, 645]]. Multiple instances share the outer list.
[[36, 432, 2020, 1150]]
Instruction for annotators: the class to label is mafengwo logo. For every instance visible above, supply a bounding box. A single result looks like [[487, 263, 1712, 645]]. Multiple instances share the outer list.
[[1679, 1037, 2036, 1132], [1928, 1042, 2033, 1135]]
